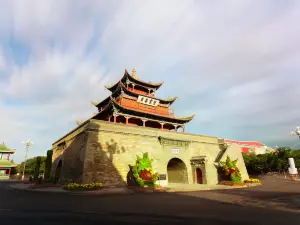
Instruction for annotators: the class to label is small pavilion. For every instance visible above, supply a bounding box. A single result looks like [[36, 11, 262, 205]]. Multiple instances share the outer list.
[[0, 143, 17, 180]]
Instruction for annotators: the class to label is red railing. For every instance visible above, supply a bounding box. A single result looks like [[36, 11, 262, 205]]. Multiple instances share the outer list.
[[122, 103, 173, 117]]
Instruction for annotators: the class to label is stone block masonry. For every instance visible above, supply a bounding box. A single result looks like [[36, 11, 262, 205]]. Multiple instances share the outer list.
[[51, 119, 249, 186]]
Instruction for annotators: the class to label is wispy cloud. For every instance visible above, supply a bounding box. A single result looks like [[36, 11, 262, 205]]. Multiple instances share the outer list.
[[0, 0, 300, 162]]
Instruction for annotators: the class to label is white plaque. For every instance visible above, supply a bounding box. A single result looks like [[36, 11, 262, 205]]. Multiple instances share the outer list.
[[137, 95, 160, 107], [172, 148, 179, 154]]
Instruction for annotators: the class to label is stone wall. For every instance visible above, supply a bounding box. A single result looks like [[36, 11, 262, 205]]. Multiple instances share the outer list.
[[52, 119, 230, 186], [51, 122, 90, 184]]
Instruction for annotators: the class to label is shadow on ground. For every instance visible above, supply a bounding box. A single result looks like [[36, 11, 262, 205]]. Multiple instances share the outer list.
[[6, 120, 299, 224], [1, 177, 300, 225]]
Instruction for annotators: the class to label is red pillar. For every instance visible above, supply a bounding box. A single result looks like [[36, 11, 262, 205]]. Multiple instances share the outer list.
[[9, 168, 12, 176], [113, 115, 117, 123], [7, 153, 10, 160], [125, 117, 129, 125], [161, 123, 164, 130]]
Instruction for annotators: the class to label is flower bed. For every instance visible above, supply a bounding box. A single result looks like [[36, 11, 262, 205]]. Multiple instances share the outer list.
[[63, 182, 103, 191], [244, 178, 261, 184]]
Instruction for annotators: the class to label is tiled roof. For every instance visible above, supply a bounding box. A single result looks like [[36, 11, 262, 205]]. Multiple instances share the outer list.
[[224, 139, 265, 147], [0, 144, 16, 153]]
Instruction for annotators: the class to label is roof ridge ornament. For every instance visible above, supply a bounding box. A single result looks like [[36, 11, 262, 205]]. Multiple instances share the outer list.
[[91, 101, 99, 106], [132, 68, 139, 80], [75, 120, 84, 126]]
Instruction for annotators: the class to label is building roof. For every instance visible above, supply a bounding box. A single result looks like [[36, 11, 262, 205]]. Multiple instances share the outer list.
[[224, 139, 266, 147], [105, 69, 164, 92], [0, 143, 16, 153], [93, 97, 195, 124], [0, 159, 17, 168], [94, 82, 178, 108]]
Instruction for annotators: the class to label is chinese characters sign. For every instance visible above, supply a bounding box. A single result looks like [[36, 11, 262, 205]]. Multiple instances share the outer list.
[[137, 95, 160, 107]]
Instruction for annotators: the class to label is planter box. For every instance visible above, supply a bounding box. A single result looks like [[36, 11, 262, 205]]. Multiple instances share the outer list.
[[244, 181, 261, 184], [219, 181, 247, 187], [129, 186, 165, 193], [246, 183, 261, 187], [63, 187, 103, 192]]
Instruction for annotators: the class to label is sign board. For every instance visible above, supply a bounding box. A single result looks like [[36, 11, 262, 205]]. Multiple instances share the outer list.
[[159, 174, 167, 180], [172, 148, 180, 154], [158, 137, 190, 148], [137, 95, 160, 107]]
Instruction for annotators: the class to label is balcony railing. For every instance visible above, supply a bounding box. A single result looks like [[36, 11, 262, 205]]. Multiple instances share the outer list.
[[0, 175, 10, 180]]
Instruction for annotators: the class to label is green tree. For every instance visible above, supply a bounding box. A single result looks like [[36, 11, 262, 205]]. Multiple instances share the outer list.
[[243, 147, 300, 175], [44, 150, 53, 181], [10, 160, 18, 175], [19, 156, 46, 176], [34, 157, 41, 180]]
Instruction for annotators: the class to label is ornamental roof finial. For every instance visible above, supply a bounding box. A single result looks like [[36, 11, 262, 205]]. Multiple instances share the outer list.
[[132, 68, 139, 80]]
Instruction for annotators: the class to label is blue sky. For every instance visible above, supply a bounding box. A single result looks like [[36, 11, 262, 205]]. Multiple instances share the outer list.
[[0, 0, 300, 163]]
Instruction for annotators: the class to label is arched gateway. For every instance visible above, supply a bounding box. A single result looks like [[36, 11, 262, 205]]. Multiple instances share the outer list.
[[167, 158, 188, 184]]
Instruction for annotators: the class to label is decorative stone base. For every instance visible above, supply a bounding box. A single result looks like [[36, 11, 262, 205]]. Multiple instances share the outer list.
[[291, 174, 298, 181]]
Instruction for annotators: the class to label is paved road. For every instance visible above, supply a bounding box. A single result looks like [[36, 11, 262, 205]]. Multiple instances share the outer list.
[[0, 180, 300, 225]]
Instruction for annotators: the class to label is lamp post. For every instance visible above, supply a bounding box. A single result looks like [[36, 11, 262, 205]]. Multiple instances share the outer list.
[[290, 126, 300, 138], [21, 140, 34, 180]]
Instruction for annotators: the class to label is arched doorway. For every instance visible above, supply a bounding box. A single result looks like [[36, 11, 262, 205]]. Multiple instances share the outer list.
[[167, 158, 188, 184], [196, 168, 203, 184], [54, 160, 62, 184]]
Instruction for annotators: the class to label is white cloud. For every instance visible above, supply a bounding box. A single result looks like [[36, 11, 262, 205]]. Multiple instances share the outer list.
[[0, 1, 300, 162], [0, 48, 5, 70]]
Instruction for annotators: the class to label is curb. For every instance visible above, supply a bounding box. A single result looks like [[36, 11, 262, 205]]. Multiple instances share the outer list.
[[9, 184, 135, 196]]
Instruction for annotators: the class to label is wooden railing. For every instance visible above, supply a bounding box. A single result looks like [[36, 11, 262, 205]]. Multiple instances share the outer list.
[[122, 103, 173, 117]]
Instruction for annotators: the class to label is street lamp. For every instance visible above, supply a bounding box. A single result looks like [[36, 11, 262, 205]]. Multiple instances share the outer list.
[[290, 126, 300, 138], [21, 139, 34, 180]]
